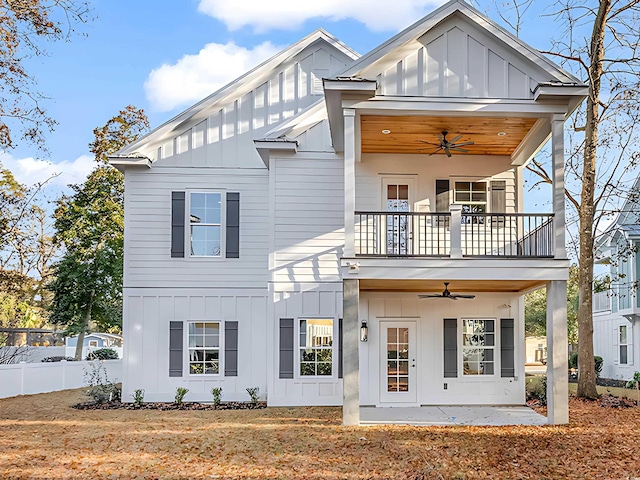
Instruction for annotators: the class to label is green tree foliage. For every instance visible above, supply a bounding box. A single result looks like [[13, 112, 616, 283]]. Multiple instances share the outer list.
[[47, 106, 148, 358], [0, 1, 91, 151], [525, 265, 579, 347]]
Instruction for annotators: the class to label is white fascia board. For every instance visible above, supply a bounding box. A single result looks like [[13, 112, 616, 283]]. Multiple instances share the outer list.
[[108, 156, 151, 172], [254, 140, 298, 168], [338, 0, 583, 86], [117, 30, 359, 157]]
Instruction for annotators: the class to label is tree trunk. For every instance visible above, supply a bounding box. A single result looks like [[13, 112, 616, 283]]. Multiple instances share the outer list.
[[576, 0, 610, 400], [74, 290, 95, 361]]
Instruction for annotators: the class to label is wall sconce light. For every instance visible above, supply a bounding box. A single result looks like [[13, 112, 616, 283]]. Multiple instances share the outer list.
[[360, 320, 368, 342]]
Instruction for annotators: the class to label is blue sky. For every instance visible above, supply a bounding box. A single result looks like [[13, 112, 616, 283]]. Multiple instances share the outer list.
[[2, 0, 559, 205]]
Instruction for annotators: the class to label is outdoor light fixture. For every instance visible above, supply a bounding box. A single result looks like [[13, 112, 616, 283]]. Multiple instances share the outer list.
[[360, 320, 368, 342]]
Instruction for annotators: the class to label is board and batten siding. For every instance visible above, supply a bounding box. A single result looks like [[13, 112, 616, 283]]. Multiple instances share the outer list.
[[146, 47, 352, 170], [122, 288, 267, 403], [375, 15, 550, 99], [124, 168, 269, 289], [593, 313, 637, 380], [268, 283, 344, 406], [272, 156, 345, 284]]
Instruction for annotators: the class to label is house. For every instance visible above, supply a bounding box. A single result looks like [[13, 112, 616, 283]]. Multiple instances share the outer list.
[[65, 333, 123, 359], [593, 178, 639, 380], [109, 0, 587, 425]]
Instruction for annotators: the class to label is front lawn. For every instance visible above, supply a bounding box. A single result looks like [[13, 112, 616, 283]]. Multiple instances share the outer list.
[[0, 389, 639, 479]]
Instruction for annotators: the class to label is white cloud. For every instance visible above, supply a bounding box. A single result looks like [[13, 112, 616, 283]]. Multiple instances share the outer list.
[[197, 0, 447, 32], [0, 152, 94, 187], [144, 41, 282, 112]]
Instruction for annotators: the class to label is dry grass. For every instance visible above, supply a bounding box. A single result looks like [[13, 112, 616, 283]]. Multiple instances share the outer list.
[[1, 389, 640, 479]]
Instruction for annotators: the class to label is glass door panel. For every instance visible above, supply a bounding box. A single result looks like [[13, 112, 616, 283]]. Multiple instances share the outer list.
[[380, 321, 417, 403]]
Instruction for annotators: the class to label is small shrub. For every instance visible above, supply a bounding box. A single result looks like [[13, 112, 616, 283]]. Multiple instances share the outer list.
[[132, 388, 145, 408], [174, 387, 189, 405], [626, 372, 640, 389], [526, 376, 547, 405], [211, 387, 223, 407], [246, 387, 260, 404], [83, 360, 121, 403], [86, 348, 119, 360], [41, 356, 75, 362], [568, 352, 603, 377]]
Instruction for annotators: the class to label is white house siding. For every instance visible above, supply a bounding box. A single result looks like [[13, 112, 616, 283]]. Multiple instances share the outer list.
[[594, 313, 637, 380], [356, 153, 516, 212], [122, 288, 267, 403], [359, 292, 525, 406], [141, 46, 353, 170], [268, 283, 343, 406], [375, 15, 548, 98], [124, 168, 269, 289]]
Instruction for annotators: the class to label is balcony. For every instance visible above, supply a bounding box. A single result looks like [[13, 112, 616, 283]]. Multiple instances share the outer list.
[[355, 210, 554, 258], [592, 291, 611, 313]]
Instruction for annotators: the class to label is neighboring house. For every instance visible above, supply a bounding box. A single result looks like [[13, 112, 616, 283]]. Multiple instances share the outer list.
[[109, 0, 587, 425], [593, 178, 640, 380], [66, 333, 123, 359]]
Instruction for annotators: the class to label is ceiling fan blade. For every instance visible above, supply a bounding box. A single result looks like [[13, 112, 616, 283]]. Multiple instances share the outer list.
[[437, 132, 445, 144], [428, 147, 444, 156], [444, 147, 452, 157], [451, 141, 474, 147], [449, 134, 463, 143], [418, 140, 441, 146], [418, 294, 445, 298], [450, 147, 469, 153], [450, 294, 476, 299]]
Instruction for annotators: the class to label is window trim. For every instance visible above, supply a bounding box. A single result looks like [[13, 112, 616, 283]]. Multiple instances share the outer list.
[[186, 320, 224, 376], [460, 318, 496, 377], [296, 317, 336, 379], [619, 324, 629, 365], [187, 190, 226, 259]]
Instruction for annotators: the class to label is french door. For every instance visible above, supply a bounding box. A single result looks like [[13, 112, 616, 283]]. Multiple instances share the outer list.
[[379, 321, 417, 403], [382, 178, 414, 255]]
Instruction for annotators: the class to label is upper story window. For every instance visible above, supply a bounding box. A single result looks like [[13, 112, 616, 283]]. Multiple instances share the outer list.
[[299, 318, 333, 376], [189, 192, 222, 257], [454, 181, 487, 213], [462, 319, 495, 375]]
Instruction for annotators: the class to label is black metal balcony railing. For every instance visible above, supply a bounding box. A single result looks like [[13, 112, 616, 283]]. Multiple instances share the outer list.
[[355, 211, 554, 258], [462, 213, 554, 257], [355, 212, 451, 256]]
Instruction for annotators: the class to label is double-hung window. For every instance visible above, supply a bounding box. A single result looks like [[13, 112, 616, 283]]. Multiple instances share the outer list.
[[454, 181, 487, 223], [462, 319, 495, 375], [189, 192, 223, 257], [188, 322, 220, 375], [620, 325, 629, 365], [299, 319, 333, 376]]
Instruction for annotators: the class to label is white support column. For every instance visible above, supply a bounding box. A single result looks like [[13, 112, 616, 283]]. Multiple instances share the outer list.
[[450, 204, 463, 258], [342, 278, 360, 425], [546, 280, 568, 424], [551, 114, 567, 259], [344, 108, 356, 258]]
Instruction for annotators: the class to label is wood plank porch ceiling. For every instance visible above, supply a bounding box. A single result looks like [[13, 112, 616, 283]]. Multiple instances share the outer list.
[[360, 115, 538, 155], [359, 279, 544, 293]]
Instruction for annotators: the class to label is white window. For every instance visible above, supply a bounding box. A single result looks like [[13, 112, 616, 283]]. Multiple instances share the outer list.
[[454, 181, 487, 223], [189, 192, 223, 257], [299, 319, 333, 376], [188, 322, 220, 375], [462, 319, 495, 375], [89, 340, 98, 347], [620, 325, 629, 365]]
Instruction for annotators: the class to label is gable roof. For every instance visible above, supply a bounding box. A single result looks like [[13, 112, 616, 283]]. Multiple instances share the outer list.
[[339, 0, 583, 85], [115, 29, 359, 158]]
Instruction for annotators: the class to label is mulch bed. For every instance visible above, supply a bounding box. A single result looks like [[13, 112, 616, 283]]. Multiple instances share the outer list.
[[600, 393, 637, 408], [72, 400, 267, 410]]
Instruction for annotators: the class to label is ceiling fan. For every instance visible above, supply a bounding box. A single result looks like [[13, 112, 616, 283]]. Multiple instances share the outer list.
[[419, 131, 474, 157], [418, 283, 476, 300]]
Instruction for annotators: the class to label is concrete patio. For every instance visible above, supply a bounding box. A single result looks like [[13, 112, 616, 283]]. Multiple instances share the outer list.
[[360, 405, 547, 426]]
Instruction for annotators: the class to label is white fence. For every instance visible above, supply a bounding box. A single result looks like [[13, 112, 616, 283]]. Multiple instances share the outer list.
[[0, 359, 122, 399]]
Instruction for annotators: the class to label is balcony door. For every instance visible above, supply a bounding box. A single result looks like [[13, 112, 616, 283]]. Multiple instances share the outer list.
[[382, 177, 415, 255]]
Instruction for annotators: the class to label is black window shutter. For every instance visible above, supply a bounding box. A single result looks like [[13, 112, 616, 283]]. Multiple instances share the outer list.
[[501, 318, 515, 377], [279, 318, 294, 379], [491, 181, 506, 213], [171, 192, 186, 258], [338, 318, 343, 379], [169, 321, 183, 377], [436, 180, 450, 212], [224, 321, 239, 376], [443, 318, 458, 378], [226, 192, 240, 258]]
